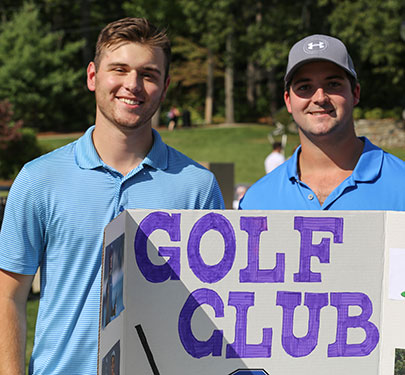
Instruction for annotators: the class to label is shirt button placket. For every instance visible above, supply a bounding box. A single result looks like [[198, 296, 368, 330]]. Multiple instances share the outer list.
[[116, 177, 125, 215]]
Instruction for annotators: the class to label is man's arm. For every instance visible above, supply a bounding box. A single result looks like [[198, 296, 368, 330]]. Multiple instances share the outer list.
[[0, 269, 34, 374]]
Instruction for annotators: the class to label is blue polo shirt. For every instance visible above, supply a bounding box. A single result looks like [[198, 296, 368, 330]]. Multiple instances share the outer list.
[[240, 137, 405, 211], [0, 126, 224, 375]]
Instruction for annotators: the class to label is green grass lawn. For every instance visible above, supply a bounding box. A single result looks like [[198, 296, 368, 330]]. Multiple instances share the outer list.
[[39, 136, 80, 151], [160, 125, 300, 184]]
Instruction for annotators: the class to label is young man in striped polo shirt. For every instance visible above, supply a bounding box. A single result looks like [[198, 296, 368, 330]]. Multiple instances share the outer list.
[[0, 17, 224, 374]]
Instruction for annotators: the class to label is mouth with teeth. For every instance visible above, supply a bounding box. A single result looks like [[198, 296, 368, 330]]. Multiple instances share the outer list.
[[309, 108, 335, 116], [118, 97, 142, 105]]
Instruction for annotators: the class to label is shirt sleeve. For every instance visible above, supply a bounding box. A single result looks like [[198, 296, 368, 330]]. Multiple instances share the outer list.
[[0, 167, 45, 274]]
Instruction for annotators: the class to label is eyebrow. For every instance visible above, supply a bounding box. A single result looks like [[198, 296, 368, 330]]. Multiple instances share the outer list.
[[106, 62, 162, 76], [293, 74, 345, 86], [325, 74, 345, 80], [292, 77, 310, 86], [143, 66, 162, 76]]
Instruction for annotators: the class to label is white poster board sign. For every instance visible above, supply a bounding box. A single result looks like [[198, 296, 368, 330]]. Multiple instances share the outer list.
[[98, 210, 405, 375]]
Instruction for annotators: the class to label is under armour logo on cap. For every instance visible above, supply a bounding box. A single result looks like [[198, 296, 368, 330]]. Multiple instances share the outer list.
[[304, 38, 328, 54]]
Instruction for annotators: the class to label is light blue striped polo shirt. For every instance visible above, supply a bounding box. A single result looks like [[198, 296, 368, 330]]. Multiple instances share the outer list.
[[0, 126, 224, 375]]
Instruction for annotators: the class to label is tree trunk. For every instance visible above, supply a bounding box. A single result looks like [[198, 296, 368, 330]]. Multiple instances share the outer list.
[[267, 68, 278, 117], [205, 48, 214, 125], [301, 0, 311, 29], [225, 32, 235, 124], [246, 61, 255, 108], [249, 0, 263, 112]]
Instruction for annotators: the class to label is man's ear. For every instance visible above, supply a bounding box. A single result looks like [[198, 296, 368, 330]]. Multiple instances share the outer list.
[[353, 83, 361, 106], [160, 76, 171, 102], [87, 62, 96, 92], [284, 90, 292, 114]]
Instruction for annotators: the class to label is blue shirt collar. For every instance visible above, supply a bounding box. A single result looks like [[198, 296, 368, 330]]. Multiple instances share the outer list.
[[75, 126, 168, 171], [351, 137, 383, 182], [286, 145, 301, 181], [143, 129, 168, 170], [287, 137, 383, 183]]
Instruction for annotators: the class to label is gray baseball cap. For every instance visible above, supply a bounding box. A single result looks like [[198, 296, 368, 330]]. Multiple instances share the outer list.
[[284, 34, 357, 85]]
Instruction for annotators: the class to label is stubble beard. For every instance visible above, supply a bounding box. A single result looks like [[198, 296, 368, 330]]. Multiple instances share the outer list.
[[297, 114, 356, 146], [97, 91, 164, 133]]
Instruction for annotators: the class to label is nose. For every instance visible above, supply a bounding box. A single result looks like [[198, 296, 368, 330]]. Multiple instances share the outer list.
[[123, 71, 143, 93], [312, 87, 329, 104]]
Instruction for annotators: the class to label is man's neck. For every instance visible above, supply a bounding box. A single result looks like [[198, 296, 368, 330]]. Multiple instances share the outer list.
[[298, 134, 364, 205], [92, 120, 154, 176]]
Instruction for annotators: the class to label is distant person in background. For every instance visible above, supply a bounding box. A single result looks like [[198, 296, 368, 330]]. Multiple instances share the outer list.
[[167, 105, 180, 131], [264, 141, 285, 174], [240, 34, 405, 210]]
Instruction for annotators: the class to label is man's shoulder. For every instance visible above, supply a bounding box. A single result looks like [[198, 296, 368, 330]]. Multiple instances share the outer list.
[[362, 137, 403, 167], [382, 149, 405, 167], [156, 143, 224, 209], [252, 164, 288, 191], [25, 140, 77, 171], [240, 161, 291, 209], [165, 144, 214, 177], [8, 141, 78, 199], [376, 148, 405, 179], [151, 130, 213, 178]]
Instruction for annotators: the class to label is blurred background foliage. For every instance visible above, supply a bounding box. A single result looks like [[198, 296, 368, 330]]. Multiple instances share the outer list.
[[0, 0, 404, 179], [0, 0, 403, 132]]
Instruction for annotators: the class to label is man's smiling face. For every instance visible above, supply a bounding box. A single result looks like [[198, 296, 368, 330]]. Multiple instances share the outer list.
[[87, 42, 169, 133], [284, 61, 360, 142]]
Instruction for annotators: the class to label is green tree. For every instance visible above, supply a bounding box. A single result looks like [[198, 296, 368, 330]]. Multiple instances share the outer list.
[[239, 0, 333, 118], [324, 0, 405, 110], [123, 0, 191, 125], [0, 2, 86, 131], [123, 0, 185, 31], [169, 36, 223, 124], [180, 0, 237, 124]]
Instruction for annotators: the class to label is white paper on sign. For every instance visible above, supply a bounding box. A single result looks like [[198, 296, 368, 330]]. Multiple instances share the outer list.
[[389, 248, 405, 300]]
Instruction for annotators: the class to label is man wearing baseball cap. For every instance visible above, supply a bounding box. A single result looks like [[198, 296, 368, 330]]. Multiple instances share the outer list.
[[240, 34, 405, 210]]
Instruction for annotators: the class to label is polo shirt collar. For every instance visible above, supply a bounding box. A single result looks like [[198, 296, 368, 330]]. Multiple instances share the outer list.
[[142, 129, 168, 170], [75, 126, 102, 169], [351, 137, 383, 182], [75, 126, 168, 171], [286, 136, 383, 184], [286, 146, 301, 181]]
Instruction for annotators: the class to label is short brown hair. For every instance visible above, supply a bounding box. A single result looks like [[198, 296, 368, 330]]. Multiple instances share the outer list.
[[94, 17, 171, 79]]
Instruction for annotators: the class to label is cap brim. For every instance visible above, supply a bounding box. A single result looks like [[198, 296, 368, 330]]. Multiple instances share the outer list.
[[284, 58, 357, 86]]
